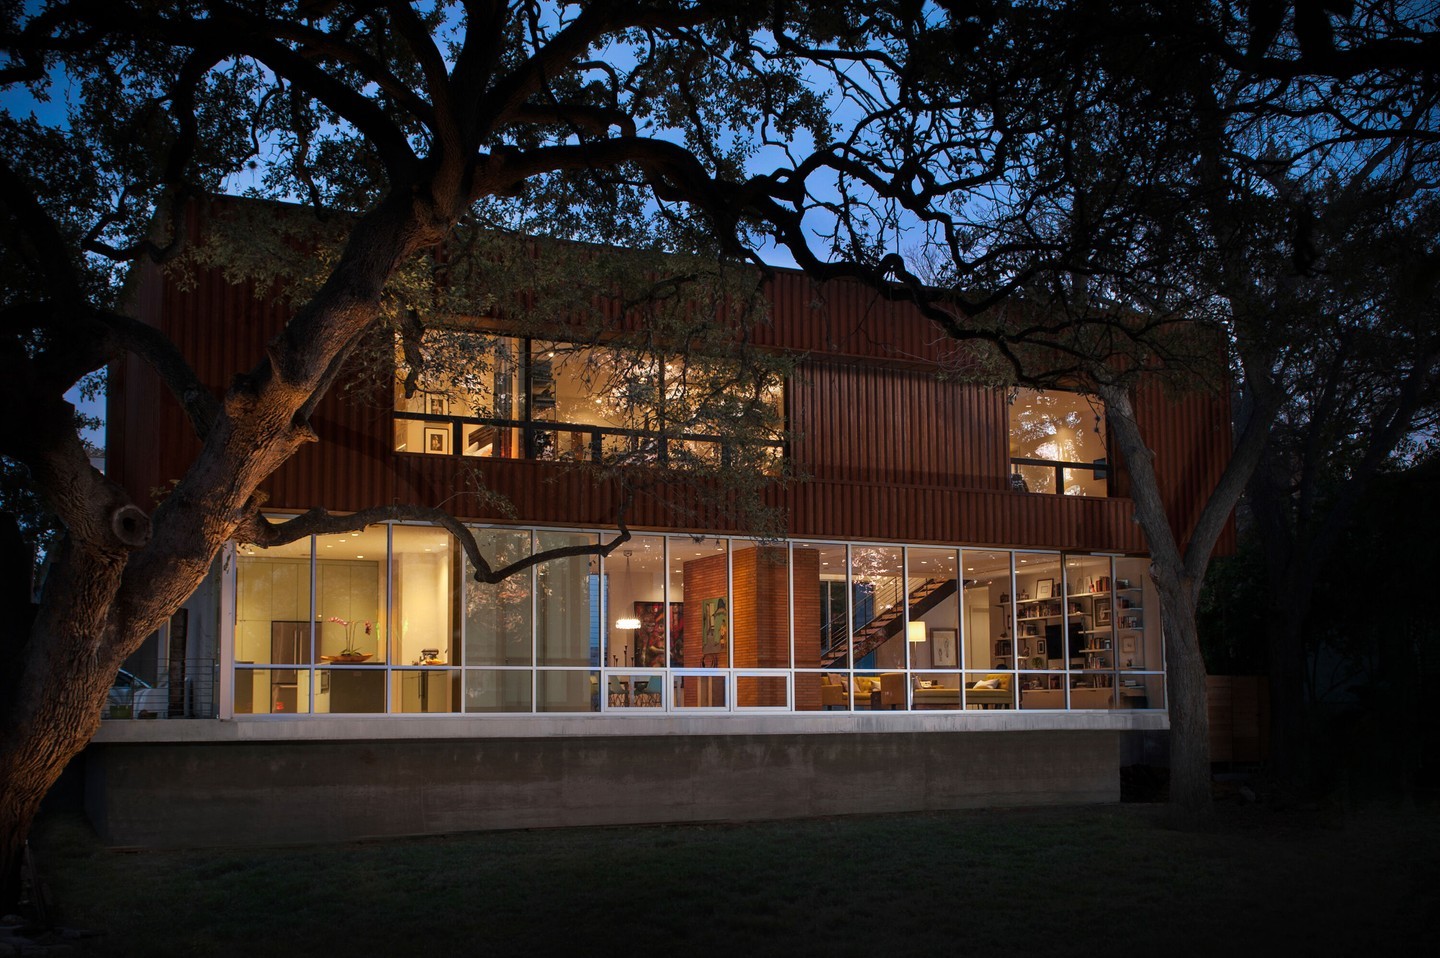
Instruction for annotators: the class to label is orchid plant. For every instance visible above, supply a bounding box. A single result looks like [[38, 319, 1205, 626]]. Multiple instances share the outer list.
[[328, 616, 372, 656]]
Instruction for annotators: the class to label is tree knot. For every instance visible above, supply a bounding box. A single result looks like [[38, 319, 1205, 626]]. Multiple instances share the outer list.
[[110, 504, 152, 548]]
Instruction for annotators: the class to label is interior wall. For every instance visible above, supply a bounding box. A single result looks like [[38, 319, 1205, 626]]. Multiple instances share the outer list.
[[394, 551, 450, 664]]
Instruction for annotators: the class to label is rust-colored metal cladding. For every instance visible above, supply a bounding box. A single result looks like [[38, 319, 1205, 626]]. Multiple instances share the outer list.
[[110, 207, 1234, 556]]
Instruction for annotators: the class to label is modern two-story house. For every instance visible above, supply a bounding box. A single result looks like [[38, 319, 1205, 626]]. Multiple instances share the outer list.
[[85, 202, 1232, 846]]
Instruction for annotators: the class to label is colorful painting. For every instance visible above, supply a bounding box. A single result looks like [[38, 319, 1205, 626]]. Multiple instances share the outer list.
[[701, 596, 728, 666], [635, 601, 683, 667]]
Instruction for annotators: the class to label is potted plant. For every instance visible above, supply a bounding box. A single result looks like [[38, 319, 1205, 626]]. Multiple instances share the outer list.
[[323, 616, 373, 663]]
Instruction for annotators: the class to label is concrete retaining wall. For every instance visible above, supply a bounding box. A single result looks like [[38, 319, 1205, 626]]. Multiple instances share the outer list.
[[84, 730, 1120, 847]]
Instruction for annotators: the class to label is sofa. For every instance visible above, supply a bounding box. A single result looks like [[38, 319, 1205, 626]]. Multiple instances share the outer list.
[[964, 673, 1014, 709], [820, 673, 885, 709], [879, 672, 1014, 709]]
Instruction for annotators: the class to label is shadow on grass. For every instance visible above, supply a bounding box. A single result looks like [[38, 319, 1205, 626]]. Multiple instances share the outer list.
[[32, 802, 1439, 958]]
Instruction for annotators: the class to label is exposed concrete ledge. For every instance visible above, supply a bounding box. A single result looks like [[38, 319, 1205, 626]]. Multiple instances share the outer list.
[[85, 728, 1133, 847], [92, 709, 1167, 744]]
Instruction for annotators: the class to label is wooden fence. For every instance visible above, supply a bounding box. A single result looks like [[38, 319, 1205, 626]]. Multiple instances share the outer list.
[[1208, 675, 1270, 763]]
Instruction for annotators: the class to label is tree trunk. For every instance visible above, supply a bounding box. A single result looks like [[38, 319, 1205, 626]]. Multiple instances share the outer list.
[[1097, 381, 1273, 828], [0, 524, 177, 914], [1153, 576, 1214, 825], [0, 701, 102, 916]]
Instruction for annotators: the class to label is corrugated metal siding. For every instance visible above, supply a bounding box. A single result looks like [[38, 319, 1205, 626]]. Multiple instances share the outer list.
[[114, 254, 1231, 555], [1134, 380, 1236, 554], [753, 270, 978, 367], [789, 361, 1007, 489]]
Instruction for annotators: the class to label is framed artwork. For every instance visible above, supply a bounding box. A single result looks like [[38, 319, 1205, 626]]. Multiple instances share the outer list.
[[634, 601, 683, 667], [667, 602, 684, 665], [1120, 636, 1137, 653], [424, 391, 449, 416], [1036, 578, 1054, 600], [423, 425, 450, 455], [701, 596, 728, 665], [931, 628, 958, 668], [1095, 597, 1111, 626]]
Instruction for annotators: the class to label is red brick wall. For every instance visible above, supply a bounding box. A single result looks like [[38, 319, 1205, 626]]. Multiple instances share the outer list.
[[680, 547, 820, 709], [791, 548, 821, 711], [734, 546, 787, 705], [681, 553, 727, 706]]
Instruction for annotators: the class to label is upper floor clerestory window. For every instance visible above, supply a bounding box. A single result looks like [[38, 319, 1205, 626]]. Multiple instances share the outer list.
[[393, 331, 784, 472], [1007, 387, 1108, 496]]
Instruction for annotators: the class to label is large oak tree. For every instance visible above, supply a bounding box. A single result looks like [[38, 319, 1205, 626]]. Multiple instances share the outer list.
[[812, 0, 1440, 820], [0, 0, 1004, 907]]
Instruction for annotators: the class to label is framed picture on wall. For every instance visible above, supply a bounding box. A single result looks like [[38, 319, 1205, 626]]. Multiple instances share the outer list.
[[1036, 578, 1054, 599], [634, 601, 665, 667], [1120, 635, 1136, 653], [423, 425, 450, 455], [1095, 598, 1111, 626], [634, 601, 683, 667], [701, 596, 728, 666], [931, 628, 958, 668], [424, 391, 449, 416]]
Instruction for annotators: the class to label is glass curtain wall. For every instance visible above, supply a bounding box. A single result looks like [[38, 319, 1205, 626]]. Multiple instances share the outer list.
[[962, 550, 1016, 709], [671, 536, 728, 709], [804, 543, 847, 711], [1014, 552, 1063, 709], [464, 528, 533, 712], [605, 534, 666, 710], [906, 546, 960, 710], [390, 525, 458, 713], [234, 533, 313, 715], [1064, 554, 1118, 710], [535, 530, 600, 712], [849, 545, 903, 709], [732, 542, 791, 708], [313, 525, 387, 714], [232, 522, 1164, 715], [1116, 556, 1165, 709]]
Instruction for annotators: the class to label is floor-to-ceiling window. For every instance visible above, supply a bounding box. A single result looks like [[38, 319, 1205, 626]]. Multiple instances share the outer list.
[[962, 550, 1016, 709], [604, 534, 667, 710], [230, 521, 1164, 717], [463, 528, 533, 712]]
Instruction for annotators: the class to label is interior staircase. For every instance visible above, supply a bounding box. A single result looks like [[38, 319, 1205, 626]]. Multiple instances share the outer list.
[[819, 577, 957, 667]]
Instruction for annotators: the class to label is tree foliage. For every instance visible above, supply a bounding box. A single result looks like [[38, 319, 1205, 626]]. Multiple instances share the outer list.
[[800, 0, 1440, 819], [0, 0, 984, 909]]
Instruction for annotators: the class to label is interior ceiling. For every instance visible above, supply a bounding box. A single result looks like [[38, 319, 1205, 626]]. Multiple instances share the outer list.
[[250, 527, 1121, 584]]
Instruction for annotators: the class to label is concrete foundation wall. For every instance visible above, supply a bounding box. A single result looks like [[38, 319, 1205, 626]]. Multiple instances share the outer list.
[[85, 730, 1120, 847]]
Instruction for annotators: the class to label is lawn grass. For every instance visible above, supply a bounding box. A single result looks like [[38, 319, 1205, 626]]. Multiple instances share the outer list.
[[31, 802, 1439, 957]]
